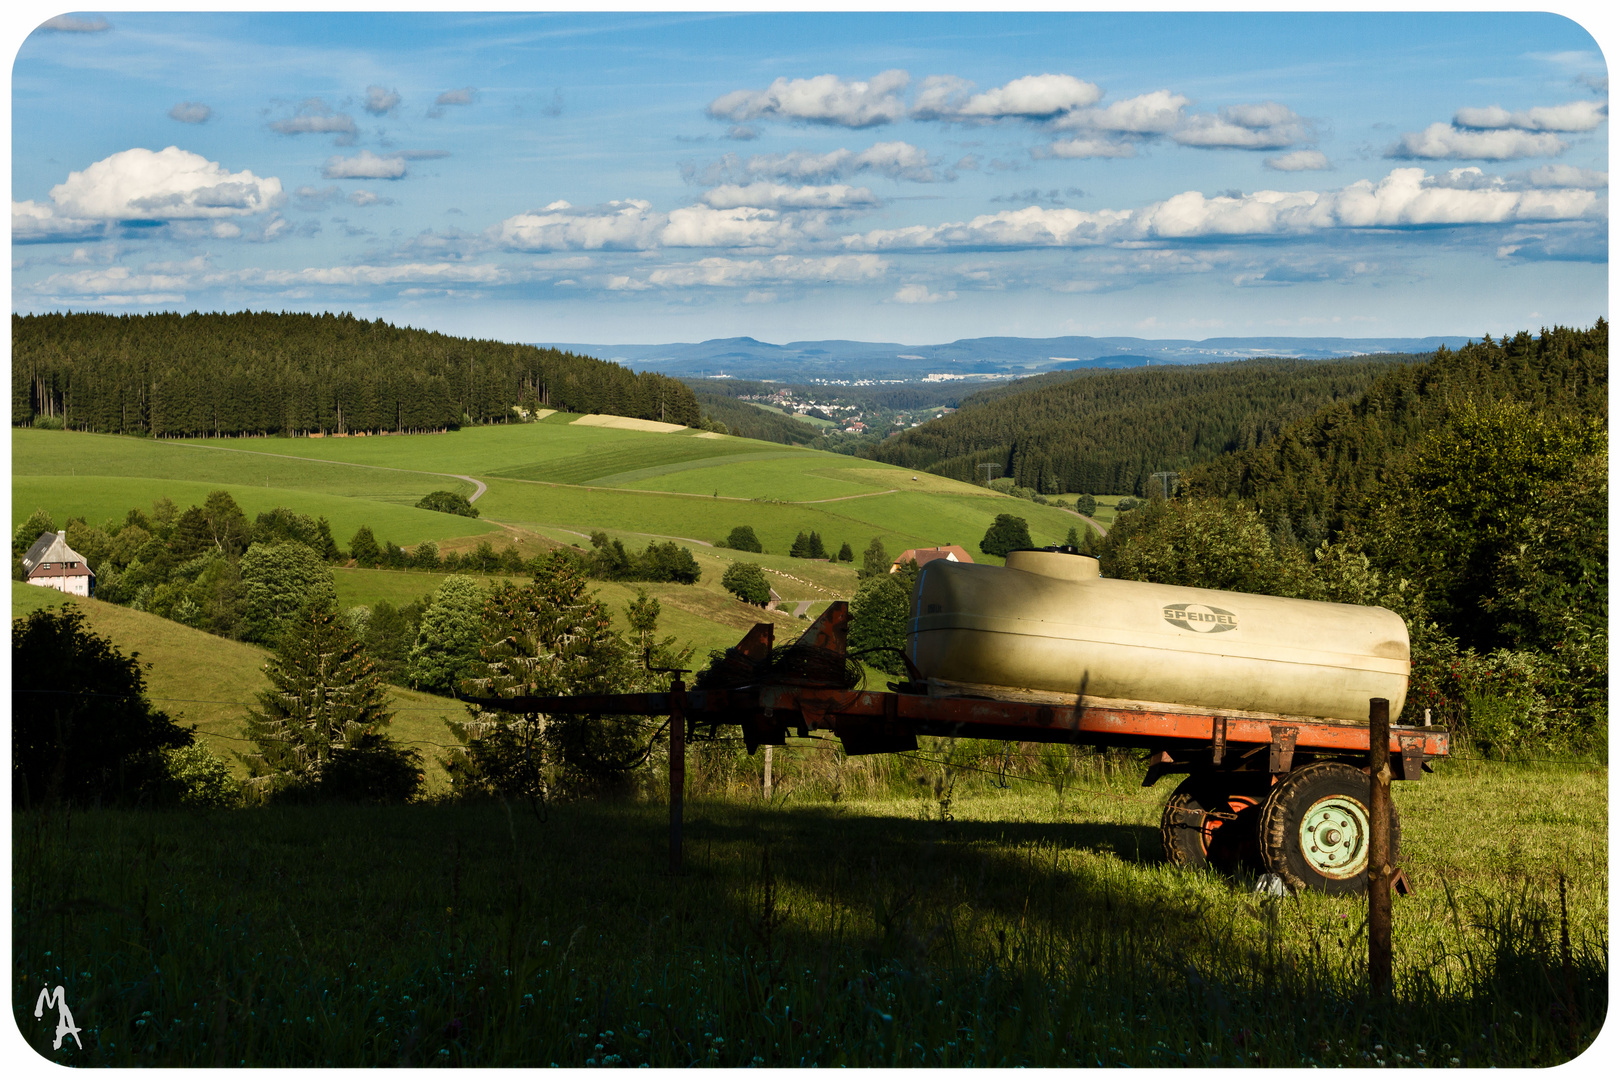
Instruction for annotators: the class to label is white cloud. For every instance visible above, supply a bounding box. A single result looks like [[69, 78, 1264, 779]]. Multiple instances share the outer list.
[[890, 283, 955, 303], [1454, 99, 1607, 132], [841, 166, 1602, 250], [1040, 137, 1138, 159], [703, 140, 941, 185], [660, 206, 796, 248], [40, 15, 108, 32], [708, 70, 910, 128], [322, 151, 408, 180], [250, 262, 505, 288], [1266, 150, 1331, 172], [700, 182, 880, 210], [364, 85, 402, 116], [40, 146, 282, 222], [493, 199, 663, 251], [1172, 103, 1311, 149], [169, 102, 211, 124], [348, 189, 394, 207], [952, 74, 1103, 120], [641, 254, 887, 288], [1064, 89, 1189, 134], [270, 101, 358, 140], [12, 200, 103, 242], [293, 184, 342, 211], [435, 87, 477, 107], [1526, 164, 1607, 188], [1390, 123, 1568, 160]]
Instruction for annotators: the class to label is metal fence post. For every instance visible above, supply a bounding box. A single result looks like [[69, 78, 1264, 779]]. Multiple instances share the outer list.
[[669, 675, 686, 875], [1368, 696, 1393, 997]]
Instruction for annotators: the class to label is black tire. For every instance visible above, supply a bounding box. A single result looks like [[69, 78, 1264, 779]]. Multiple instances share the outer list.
[[1160, 773, 1271, 875], [1258, 762, 1401, 896]]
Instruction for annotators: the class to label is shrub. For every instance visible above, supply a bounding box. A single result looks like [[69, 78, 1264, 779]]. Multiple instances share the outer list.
[[1075, 493, 1098, 517], [162, 744, 241, 808], [722, 562, 771, 606], [416, 490, 480, 518], [12, 606, 194, 808]]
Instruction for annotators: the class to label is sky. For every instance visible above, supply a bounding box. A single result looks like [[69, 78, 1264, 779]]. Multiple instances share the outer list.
[[7, 8, 1612, 345]]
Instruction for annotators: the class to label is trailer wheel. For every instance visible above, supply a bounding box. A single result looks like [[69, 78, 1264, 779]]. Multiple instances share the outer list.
[[1160, 774, 1269, 874], [1258, 762, 1400, 895]]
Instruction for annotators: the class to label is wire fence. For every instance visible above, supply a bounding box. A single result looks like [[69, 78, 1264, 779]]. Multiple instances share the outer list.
[[12, 688, 1608, 768]]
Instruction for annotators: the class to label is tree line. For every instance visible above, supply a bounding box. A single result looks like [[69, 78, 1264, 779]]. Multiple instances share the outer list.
[[863, 355, 1420, 496], [1111, 321, 1607, 754], [13, 311, 701, 437]]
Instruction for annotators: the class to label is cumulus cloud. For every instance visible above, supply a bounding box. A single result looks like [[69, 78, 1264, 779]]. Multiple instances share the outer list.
[[349, 189, 394, 207], [493, 199, 664, 251], [1172, 102, 1312, 149], [1061, 89, 1189, 134], [169, 101, 212, 124], [1453, 99, 1606, 132], [1266, 149, 1331, 171], [322, 151, 408, 180], [923, 73, 1104, 121], [635, 254, 888, 289], [41, 146, 282, 222], [700, 182, 879, 210], [1389, 123, 1567, 160], [435, 87, 477, 107], [12, 200, 104, 243], [890, 283, 955, 303], [840, 166, 1603, 251], [708, 70, 910, 128], [364, 85, 402, 116], [660, 205, 798, 248], [40, 15, 108, 32]]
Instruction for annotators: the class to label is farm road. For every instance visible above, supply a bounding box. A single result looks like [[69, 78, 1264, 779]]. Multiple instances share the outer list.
[[166, 440, 489, 501]]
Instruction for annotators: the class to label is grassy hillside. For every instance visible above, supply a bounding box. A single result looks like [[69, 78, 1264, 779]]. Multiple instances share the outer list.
[[14, 422, 1083, 560], [12, 583, 469, 793]]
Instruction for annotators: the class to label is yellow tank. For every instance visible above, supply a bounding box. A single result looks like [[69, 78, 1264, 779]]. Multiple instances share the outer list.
[[908, 551, 1409, 723]]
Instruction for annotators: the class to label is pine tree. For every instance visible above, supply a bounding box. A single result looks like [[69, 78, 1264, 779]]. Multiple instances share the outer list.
[[859, 536, 889, 578], [1064, 525, 1081, 548], [349, 525, 382, 567], [237, 603, 400, 801], [789, 531, 813, 558], [807, 531, 827, 559], [837, 541, 854, 562]]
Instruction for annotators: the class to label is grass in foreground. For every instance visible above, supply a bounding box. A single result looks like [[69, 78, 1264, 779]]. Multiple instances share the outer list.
[[12, 758, 1606, 1067]]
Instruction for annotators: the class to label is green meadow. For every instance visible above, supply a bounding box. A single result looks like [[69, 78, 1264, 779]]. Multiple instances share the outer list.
[[13, 422, 1088, 563]]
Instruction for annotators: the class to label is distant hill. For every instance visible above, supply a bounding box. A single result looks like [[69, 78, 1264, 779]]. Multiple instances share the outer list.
[[14, 311, 701, 437], [539, 334, 1477, 382], [863, 355, 1423, 496]]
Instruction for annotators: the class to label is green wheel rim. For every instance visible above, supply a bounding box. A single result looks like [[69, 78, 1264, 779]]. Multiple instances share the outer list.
[[1298, 795, 1370, 879]]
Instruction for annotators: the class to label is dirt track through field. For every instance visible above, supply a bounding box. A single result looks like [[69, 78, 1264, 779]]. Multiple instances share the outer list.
[[167, 440, 489, 501]]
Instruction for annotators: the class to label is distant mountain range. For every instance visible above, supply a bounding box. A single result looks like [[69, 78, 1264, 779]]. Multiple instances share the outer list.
[[535, 334, 1478, 382]]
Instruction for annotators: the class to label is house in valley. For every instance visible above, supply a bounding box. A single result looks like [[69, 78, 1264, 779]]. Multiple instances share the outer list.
[[890, 545, 974, 572], [21, 530, 95, 597]]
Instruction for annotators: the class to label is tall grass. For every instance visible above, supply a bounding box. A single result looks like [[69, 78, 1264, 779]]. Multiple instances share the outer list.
[[12, 759, 1606, 1067]]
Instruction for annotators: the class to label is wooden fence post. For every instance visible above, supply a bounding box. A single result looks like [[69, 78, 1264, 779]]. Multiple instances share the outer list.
[[763, 744, 774, 800], [1368, 696, 1393, 997], [669, 676, 685, 875]]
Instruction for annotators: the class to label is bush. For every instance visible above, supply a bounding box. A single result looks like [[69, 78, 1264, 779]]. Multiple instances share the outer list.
[[722, 562, 771, 606], [12, 605, 194, 808], [1075, 493, 1098, 517], [416, 490, 480, 518], [318, 731, 423, 804], [162, 744, 241, 808], [723, 525, 763, 553], [1116, 496, 1142, 512]]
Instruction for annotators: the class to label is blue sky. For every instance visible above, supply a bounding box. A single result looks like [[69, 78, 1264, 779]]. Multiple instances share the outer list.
[[8, 9, 1610, 344]]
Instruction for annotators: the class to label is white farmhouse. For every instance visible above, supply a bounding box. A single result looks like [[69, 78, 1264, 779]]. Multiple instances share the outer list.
[[20, 530, 95, 597]]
